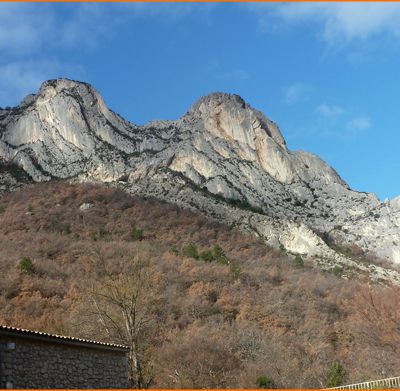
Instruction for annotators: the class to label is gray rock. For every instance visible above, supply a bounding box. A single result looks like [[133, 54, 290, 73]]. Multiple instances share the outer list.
[[79, 202, 93, 211], [0, 78, 399, 282]]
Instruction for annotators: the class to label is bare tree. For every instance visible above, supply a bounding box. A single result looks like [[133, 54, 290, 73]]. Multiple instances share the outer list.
[[353, 284, 400, 353], [80, 247, 163, 388]]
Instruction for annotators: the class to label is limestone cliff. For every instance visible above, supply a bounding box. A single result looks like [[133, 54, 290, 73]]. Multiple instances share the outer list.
[[1, 79, 399, 282]]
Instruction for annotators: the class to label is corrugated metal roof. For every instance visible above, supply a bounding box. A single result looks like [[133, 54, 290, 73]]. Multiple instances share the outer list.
[[0, 325, 129, 350]]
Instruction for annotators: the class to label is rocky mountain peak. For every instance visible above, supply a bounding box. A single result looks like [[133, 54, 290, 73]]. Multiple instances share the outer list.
[[188, 92, 246, 113], [38, 78, 98, 99], [1, 79, 399, 276], [187, 92, 287, 150], [36, 79, 108, 116]]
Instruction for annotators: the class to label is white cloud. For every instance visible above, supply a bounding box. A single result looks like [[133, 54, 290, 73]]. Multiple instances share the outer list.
[[0, 3, 209, 106], [0, 3, 214, 56], [247, 3, 400, 44], [0, 60, 83, 107], [316, 104, 344, 118], [284, 82, 312, 105], [347, 116, 371, 132], [0, 4, 126, 54], [0, 4, 56, 55]]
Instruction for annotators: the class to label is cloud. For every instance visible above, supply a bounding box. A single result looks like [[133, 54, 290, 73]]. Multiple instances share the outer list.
[[283, 82, 312, 105], [0, 3, 210, 106], [286, 108, 371, 141], [0, 3, 214, 56], [247, 3, 400, 44], [0, 4, 56, 56], [347, 116, 371, 132], [0, 60, 83, 107], [316, 104, 344, 119]]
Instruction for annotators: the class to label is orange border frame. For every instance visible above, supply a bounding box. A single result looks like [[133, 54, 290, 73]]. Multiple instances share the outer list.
[[3, 0, 400, 2]]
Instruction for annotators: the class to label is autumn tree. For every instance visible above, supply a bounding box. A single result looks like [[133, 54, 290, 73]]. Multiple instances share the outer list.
[[345, 284, 400, 380], [77, 247, 165, 388], [155, 327, 241, 388], [352, 285, 400, 353]]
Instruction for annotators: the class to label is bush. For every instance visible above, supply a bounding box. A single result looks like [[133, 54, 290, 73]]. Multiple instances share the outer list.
[[293, 255, 304, 267], [131, 227, 143, 241], [50, 218, 61, 232], [332, 265, 343, 277], [326, 361, 345, 387], [229, 263, 241, 279], [19, 256, 35, 275], [256, 375, 276, 389], [63, 223, 71, 234], [213, 245, 229, 265], [182, 242, 199, 259], [169, 245, 179, 255], [213, 244, 225, 258], [200, 250, 215, 262], [0, 205, 5, 214]]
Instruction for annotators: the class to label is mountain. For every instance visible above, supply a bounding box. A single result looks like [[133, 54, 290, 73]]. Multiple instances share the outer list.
[[0, 78, 399, 281]]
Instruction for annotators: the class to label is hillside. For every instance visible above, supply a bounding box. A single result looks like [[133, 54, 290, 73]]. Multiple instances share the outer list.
[[0, 79, 399, 278], [0, 181, 399, 388]]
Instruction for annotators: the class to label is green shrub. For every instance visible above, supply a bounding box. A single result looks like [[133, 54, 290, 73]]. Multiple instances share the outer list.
[[131, 227, 143, 241], [169, 245, 179, 255], [332, 265, 343, 277], [50, 218, 60, 232], [0, 205, 5, 214], [229, 263, 241, 279], [182, 242, 199, 259], [256, 375, 276, 389], [63, 223, 71, 234], [213, 245, 229, 265], [326, 361, 345, 387], [19, 256, 35, 275], [200, 250, 215, 262], [213, 244, 225, 258], [293, 255, 304, 267]]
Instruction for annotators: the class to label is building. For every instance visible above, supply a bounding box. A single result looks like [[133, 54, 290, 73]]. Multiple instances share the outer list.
[[0, 325, 129, 389]]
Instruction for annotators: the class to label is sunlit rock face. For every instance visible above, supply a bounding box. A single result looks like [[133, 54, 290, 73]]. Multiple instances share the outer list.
[[1, 78, 399, 273]]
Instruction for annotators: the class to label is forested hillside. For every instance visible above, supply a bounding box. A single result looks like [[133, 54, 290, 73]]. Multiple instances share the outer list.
[[0, 182, 399, 388]]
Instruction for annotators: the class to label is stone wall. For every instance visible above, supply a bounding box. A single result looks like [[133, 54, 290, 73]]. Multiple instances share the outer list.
[[0, 332, 129, 389]]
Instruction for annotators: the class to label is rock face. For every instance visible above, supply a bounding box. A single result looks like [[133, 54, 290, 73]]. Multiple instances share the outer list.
[[1, 79, 399, 280]]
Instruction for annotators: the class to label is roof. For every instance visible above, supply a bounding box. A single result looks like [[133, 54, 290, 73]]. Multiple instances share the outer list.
[[0, 325, 129, 352]]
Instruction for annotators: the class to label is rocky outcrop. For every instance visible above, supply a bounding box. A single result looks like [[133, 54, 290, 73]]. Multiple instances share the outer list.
[[1, 79, 399, 281]]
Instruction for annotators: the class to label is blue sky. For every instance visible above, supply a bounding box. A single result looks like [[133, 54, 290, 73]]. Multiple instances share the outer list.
[[1, 3, 400, 200]]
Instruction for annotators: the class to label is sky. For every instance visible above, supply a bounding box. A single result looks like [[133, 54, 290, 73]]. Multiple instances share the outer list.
[[1, 3, 400, 200]]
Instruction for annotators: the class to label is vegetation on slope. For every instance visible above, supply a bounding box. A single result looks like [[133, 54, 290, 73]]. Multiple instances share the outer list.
[[0, 182, 399, 388]]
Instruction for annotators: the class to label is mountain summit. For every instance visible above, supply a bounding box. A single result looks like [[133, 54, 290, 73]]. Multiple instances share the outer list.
[[1, 79, 399, 280]]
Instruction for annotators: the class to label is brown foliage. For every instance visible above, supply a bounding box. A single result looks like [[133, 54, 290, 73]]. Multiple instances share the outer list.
[[0, 181, 399, 387]]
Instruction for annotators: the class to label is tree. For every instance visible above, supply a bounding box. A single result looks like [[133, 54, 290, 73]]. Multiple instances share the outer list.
[[19, 256, 35, 275], [78, 249, 163, 388], [156, 329, 241, 388], [353, 285, 400, 353], [182, 242, 199, 259], [256, 375, 276, 389], [131, 227, 143, 241], [293, 255, 304, 267], [326, 362, 345, 387]]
